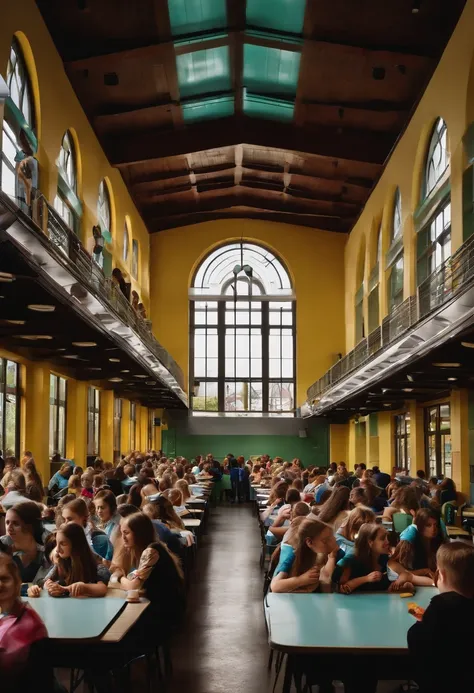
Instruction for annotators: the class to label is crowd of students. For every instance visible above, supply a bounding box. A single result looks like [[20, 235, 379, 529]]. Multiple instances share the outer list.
[[0, 449, 218, 688], [251, 457, 473, 693]]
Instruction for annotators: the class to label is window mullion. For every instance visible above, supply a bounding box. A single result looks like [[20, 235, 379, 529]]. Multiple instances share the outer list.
[[262, 303, 269, 411], [217, 301, 225, 411]]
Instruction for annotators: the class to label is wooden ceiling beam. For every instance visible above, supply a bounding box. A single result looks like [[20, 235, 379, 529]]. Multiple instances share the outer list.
[[106, 115, 395, 166]]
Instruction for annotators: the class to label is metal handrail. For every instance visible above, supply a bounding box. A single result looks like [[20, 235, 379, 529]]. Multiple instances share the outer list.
[[307, 234, 474, 404], [34, 194, 185, 390]]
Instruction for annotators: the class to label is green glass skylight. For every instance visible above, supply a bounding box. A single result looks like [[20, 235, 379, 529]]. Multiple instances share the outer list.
[[246, 0, 306, 36], [176, 46, 231, 99], [182, 94, 234, 123], [243, 90, 294, 121], [243, 44, 301, 96], [168, 0, 227, 37]]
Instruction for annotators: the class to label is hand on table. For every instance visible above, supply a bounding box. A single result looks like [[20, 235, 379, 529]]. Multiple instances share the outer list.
[[27, 584, 42, 598], [366, 571, 383, 583], [299, 566, 320, 587], [68, 582, 86, 597], [339, 583, 353, 594], [46, 581, 67, 597]]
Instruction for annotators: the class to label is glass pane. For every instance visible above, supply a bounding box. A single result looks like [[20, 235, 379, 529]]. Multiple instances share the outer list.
[[442, 434, 452, 478], [427, 434, 437, 478], [193, 381, 218, 411], [428, 407, 437, 432], [5, 394, 16, 455], [49, 403, 56, 456], [59, 377, 66, 402], [6, 361, 17, 389], [249, 382, 263, 411], [58, 405, 66, 457], [50, 374, 57, 400], [269, 382, 294, 412], [440, 404, 450, 430]]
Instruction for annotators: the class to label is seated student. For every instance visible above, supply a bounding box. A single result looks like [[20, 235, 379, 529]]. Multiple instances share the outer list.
[[127, 482, 144, 509], [270, 517, 339, 593], [382, 485, 419, 522], [37, 522, 109, 597], [0, 470, 30, 509], [0, 553, 52, 692], [67, 474, 82, 497], [92, 473, 105, 494], [60, 497, 113, 562], [359, 474, 387, 513], [126, 503, 182, 555], [162, 488, 189, 516], [80, 472, 94, 499], [47, 462, 72, 494], [268, 502, 311, 550], [433, 476, 457, 505], [314, 486, 350, 531], [27, 532, 57, 595], [336, 523, 413, 594], [349, 487, 368, 508], [146, 495, 186, 531], [175, 479, 192, 504], [23, 459, 44, 502], [0, 502, 48, 584], [260, 481, 290, 524], [94, 490, 121, 544], [388, 508, 446, 586], [110, 512, 185, 626], [335, 506, 375, 558], [427, 476, 439, 498], [121, 464, 138, 493], [407, 542, 474, 693]]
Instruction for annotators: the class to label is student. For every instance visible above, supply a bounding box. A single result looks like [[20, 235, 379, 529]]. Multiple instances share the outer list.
[[407, 542, 474, 693], [94, 489, 121, 543], [314, 486, 350, 531], [427, 476, 439, 498], [38, 522, 109, 597], [67, 474, 82, 497], [80, 472, 94, 499], [270, 517, 338, 593], [146, 495, 185, 531], [60, 497, 113, 561], [335, 506, 376, 558], [127, 482, 144, 509], [23, 459, 44, 501], [382, 485, 419, 522], [349, 487, 368, 508], [336, 523, 413, 594], [388, 508, 446, 586], [434, 477, 457, 505], [260, 481, 289, 524], [121, 463, 138, 492], [0, 554, 52, 692], [0, 470, 30, 509], [163, 488, 189, 516], [175, 479, 192, 503], [47, 463, 72, 493], [110, 512, 185, 625], [0, 502, 48, 583]]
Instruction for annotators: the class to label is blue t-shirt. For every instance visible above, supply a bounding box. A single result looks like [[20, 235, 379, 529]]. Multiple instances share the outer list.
[[314, 483, 329, 504], [274, 543, 295, 577], [334, 552, 390, 591]]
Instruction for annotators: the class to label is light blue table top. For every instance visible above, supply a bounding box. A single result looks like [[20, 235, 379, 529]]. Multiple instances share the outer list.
[[266, 587, 437, 653], [23, 594, 126, 640]]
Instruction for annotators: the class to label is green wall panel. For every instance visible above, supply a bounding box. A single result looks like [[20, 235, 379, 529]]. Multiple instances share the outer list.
[[246, 0, 306, 36], [162, 423, 329, 467], [169, 0, 227, 36]]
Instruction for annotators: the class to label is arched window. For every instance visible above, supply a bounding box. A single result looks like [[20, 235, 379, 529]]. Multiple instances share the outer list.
[[424, 118, 449, 197], [417, 119, 451, 297], [354, 242, 365, 344], [190, 242, 295, 414], [386, 188, 404, 312], [131, 239, 139, 279], [54, 130, 81, 234], [93, 179, 112, 269], [368, 222, 382, 334], [123, 218, 130, 262], [1, 37, 37, 205]]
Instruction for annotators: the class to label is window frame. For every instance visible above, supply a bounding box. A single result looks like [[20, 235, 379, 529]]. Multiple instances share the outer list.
[[424, 118, 449, 199], [131, 239, 139, 280], [113, 397, 122, 462], [190, 243, 296, 414], [130, 402, 137, 450], [87, 387, 100, 457], [424, 403, 451, 478], [394, 412, 410, 472], [386, 188, 404, 313], [148, 409, 155, 450], [0, 358, 21, 458], [54, 130, 80, 234], [123, 220, 130, 263], [49, 374, 67, 458]]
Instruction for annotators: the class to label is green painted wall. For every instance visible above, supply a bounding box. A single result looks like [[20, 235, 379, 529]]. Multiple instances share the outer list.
[[162, 422, 329, 467]]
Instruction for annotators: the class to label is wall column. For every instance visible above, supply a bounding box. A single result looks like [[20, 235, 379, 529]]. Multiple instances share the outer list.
[[66, 380, 88, 468], [138, 405, 148, 452], [329, 423, 349, 464], [408, 400, 424, 477], [121, 401, 131, 455], [154, 409, 164, 452], [99, 390, 114, 463], [24, 363, 50, 480], [348, 420, 357, 470], [378, 411, 394, 475], [451, 389, 470, 497]]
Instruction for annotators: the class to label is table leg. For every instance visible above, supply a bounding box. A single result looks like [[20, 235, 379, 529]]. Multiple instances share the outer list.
[[282, 654, 293, 693]]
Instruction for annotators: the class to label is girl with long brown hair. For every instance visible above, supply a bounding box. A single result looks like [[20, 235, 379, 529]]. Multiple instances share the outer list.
[[314, 486, 351, 530], [335, 506, 376, 557], [110, 512, 185, 625], [41, 522, 109, 597], [270, 517, 338, 593]]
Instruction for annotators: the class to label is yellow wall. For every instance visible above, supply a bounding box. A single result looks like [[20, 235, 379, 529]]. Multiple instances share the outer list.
[[343, 0, 474, 352], [0, 0, 150, 308], [150, 218, 346, 405]]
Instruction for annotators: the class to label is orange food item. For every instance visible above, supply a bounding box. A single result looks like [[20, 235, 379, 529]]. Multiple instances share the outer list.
[[407, 602, 425, 620]]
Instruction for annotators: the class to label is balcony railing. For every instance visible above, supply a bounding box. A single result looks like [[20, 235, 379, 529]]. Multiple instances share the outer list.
[[307, 233, 474, 404], [10, 192, 185, 392]]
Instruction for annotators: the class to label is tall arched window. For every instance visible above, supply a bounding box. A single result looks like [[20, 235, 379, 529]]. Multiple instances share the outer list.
[[417, 118, 451, 294], [1, 38, 37, 203], [368, 222, 381, 334], [123, 218, 130, 263], [94, 179, 112, 269], [131, 239, 139, 279], [54, 130, 81, 234], [190, 242, 295, 414], [386, 188, 404, 312], [354, 242, 365, 344]]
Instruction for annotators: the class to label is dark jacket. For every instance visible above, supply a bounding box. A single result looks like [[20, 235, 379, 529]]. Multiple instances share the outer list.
[[408, 591, 474, 692]]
